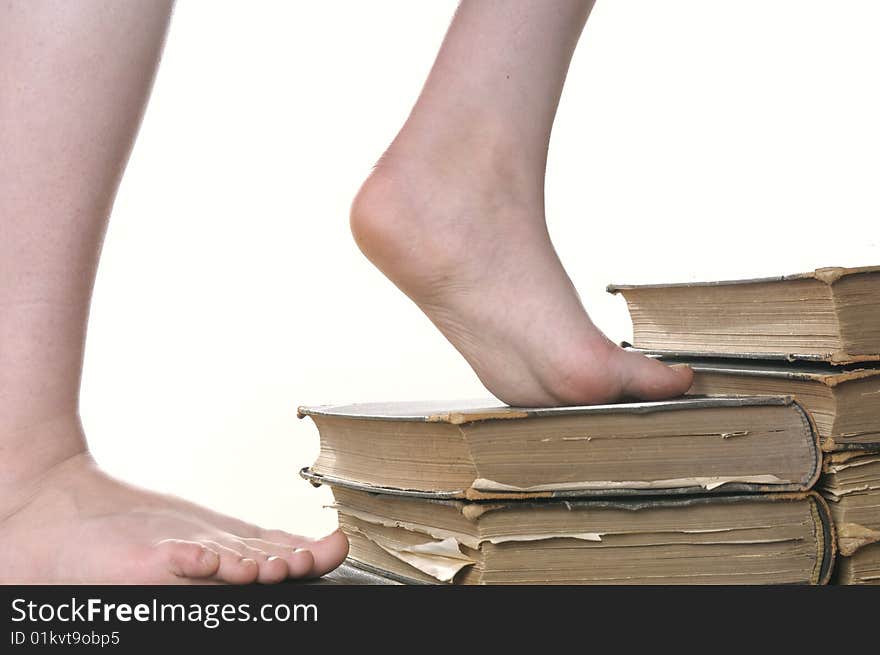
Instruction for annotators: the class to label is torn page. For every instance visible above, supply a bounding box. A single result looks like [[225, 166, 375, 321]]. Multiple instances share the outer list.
[[335, 504, 603, 549], [836, 522, 880, 557], [367, 534, 475, 583]]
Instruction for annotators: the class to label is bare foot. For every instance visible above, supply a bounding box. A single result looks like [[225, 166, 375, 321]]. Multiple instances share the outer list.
[[0, 422, 348, 584], [350, 154, 693, 407]]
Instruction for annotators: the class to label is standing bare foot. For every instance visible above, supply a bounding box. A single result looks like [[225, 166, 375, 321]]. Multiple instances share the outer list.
[[351, 161, 692, 407], [0, 2, 349, 584], [0, 420, 348, 584], [350, 0, 692, 407]]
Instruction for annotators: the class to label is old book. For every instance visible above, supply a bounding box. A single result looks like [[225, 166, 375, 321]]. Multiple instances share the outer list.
[[306, 560, 400, 585], [327, 484, 834, 585], [298, 396, 820, 499], [820, 453, 880, 584], [659, 357, 880, 452], [836, 543, 880, 585], [820, 453, 880, 568], [607, 265, 880, 364]]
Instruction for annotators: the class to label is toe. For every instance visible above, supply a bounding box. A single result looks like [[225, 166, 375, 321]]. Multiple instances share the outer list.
[[305, 530, 349, 577], [202, 541, 259, 585], [287, 549, 316, 578], [617, 352, 694, 401], [235, 537, 316, 579], [223, 539, 291, 584], [258, 556, 290, 584], [254, 530, 348, 577], [157, 539, 221, 581]]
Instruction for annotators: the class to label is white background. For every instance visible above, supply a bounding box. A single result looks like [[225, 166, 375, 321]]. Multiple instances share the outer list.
[[81, 0, 879, 538]]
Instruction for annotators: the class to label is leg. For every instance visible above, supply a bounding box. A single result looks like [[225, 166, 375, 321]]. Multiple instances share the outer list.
[[0, 1, 346, 583], [351, 0, 693, 406]]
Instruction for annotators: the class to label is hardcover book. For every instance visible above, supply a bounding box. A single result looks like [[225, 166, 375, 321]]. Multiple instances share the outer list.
[[323, 483, 834, 585], [659, 358, 880, 452], [835, 544, 880, 585], [820, 452, 880, 584], [298, 396, 821, 499], [608, 266, 880, 364], [307, 561, 401, 585]]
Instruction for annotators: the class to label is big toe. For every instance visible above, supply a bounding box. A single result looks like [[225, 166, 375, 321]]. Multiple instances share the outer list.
[[304, 530, 350, 577], [257, 528, 350, 578], [617, 351, 693, 401]]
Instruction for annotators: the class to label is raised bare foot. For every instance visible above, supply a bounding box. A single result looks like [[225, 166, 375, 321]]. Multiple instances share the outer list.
[[0, 421, 348, 584], [350, 153, 693, 407]]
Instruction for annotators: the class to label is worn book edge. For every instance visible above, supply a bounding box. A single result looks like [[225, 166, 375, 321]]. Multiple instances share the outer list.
[[606, 265, 880, 293], [335, 492, 835, 585], [301, 432, 821, 499], [650, 355, 880, 387], [299, 395, 821, 498], [621, 343, 880, 366], [298, 394, 798, 425]]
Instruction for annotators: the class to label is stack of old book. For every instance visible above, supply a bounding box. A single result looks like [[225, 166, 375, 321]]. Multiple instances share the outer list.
[[610, 265, 880, 584], [299, 265, 878, 584], [299, 397, 830, 584]]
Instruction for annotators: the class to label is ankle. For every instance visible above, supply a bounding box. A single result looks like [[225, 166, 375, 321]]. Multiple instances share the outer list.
[[0, 412, 88, 494], [388, 116, 544, 199]]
